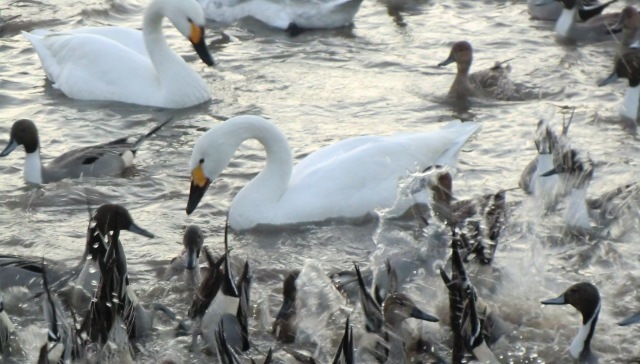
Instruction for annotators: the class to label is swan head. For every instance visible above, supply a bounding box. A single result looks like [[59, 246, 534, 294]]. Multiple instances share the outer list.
[[186, 124, 238, 214], [163, 0, 214, 66]]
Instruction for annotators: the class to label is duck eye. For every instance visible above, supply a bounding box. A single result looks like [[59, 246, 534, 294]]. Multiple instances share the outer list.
[[199, 158, 204, 164]]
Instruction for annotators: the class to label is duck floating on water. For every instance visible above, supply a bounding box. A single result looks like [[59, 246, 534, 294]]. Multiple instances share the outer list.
[[186, 115, 481, 230], [541, 282, 601, 364], [529, 0, 618, 21], [0, 117, 172, 185], [163, 225, 205, 292], [599, 50, 640, 122], [22, 0, 214, 108], [536, 0, 620, 42]]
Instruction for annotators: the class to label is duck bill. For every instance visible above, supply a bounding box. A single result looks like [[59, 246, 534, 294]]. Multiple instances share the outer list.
[[598, 72, 619, 87], [189, 22, 214, 66], [618, 312, 640, 326], [411, 306, 439, 322], [438, 54, 455, 67], [128, 222, 155, 238], [540, 167, 560, 177], [0, 138, 18, 157], [541, 294, 566, 305], [186, 246, 198, 270]]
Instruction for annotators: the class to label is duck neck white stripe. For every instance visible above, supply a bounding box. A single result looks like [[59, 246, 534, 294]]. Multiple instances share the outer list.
[[570, 302, 600, 358], [621, 85, 640, 121], [24, 149, 43, 184], [555, 7, 576, 38], [566, 187, 590, 229]]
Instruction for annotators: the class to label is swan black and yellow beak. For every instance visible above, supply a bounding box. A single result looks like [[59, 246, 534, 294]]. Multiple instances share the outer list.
[[186, 164, 211, 215], [189, 21, 215, 66]]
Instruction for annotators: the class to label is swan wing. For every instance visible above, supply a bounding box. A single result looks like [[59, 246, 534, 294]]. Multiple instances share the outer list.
[[283, 121, 480, 220], [23, 30, 160, 105]]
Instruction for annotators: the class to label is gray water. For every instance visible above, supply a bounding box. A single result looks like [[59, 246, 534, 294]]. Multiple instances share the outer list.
[[2, 0, 640, 362]]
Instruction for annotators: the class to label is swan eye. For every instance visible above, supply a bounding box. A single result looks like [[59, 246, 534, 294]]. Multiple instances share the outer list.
[[199, 158, 204, 164]]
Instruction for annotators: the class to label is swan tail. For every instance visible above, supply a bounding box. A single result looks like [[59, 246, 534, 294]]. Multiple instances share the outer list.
[[22, 30, 61, 84], [435, 121, 481, 170]]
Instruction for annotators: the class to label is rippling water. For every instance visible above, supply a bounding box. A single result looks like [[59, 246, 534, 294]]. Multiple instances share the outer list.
[[2, 0, 640, 362]]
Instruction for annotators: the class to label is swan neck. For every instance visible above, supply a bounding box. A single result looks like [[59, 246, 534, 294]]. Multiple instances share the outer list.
[[143, 3, 176, 77], [25, 149, 44, 184]]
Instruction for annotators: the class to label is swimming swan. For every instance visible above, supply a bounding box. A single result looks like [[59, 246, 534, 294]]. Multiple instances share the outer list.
[[186, 115, 481, 230], [196, 0, 363, 34], [22, 0, 214, 109]]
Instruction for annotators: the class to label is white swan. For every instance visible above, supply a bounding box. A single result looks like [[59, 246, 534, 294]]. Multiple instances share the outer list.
[[186, 115, 481, 230], [196, 0, 363, 34], [22, 0, 214, 109]]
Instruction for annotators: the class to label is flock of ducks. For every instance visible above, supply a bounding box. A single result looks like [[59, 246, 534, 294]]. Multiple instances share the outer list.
[[2, 0, 640, 363]]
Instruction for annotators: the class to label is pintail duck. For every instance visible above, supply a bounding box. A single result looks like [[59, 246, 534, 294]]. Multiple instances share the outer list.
[[353, 263, 438, 363], [529, 0, 618, 21], [599, 50, 640, 121], [414, 166, 507, 266], [610, 6, 640, 55], [0, 203, 154, 305], [81, 211, 175, 346], [193, 221, 250, 354], [22, 0, 213, 108], [163, 225, 204, 291], [440, 228, 503, 364], [541, 282, 601, 363], [272, 270, 300, 343], [332, 316, 355, 364], [196, 0, 363, 36], [520, 115, 572, 211], [0, 117, 172, 184], [186, 115, 480, 230], [535, 0, 620, 42], [541, 148, 639, 235], [438, 41, 519, 102]]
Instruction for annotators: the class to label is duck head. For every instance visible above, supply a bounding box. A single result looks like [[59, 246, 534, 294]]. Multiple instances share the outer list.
[[382, 293, 438, 329], [438, 41, 473, 74], [541, 149, 593, 190], [159, 0, 214, 66], [611, 6, 640, 34], [1, 119, 39, 156], [599, 51, 640, 88], [92, 204, 155, 238], [183, 225, 204, 270]]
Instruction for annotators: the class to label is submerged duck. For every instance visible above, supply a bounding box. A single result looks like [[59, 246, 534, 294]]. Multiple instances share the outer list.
[[438, 41, 518, 102], [599, 50, 640, 122], [272, 270, 300, 344], [196, 0, 363, 35], [541, 148, 639, 235], [519, 116, 572, 210], [22, 0, 214, 108], [0, 293, 16, 355], [528, 0, 618, 21], [332, 316, 355, 364], [162, 225, 205, 291], [0, 117, 172, 184], [353, 263, 438, 363], [536, 0, 620, 42], [541, 282, 601, 363], [186, 115, 481, 230]]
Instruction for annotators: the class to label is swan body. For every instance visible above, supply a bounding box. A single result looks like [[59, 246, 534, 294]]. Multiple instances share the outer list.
[[187, 115, 481, 230], [22, 0, 214, 108], [197, 0, 363, 31]]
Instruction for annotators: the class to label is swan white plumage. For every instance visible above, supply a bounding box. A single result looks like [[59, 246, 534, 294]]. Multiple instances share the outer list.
[[186, 115, 481, 230], [22, 0, 214, 109], [196, 0, 363, 33]]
